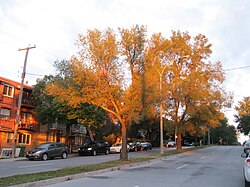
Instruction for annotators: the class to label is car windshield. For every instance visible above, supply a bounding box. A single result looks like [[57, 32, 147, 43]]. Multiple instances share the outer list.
[[83, 142, 96, 146], [112, 143, 122, 147], [37, 144, 50, 149]]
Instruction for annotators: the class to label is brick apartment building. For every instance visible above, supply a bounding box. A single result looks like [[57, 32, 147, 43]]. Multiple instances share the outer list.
[[0, 76, 47, 155], [0, 76, 87, 156]]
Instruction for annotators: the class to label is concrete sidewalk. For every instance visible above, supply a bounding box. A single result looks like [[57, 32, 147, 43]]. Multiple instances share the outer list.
[[0, 156, 26, 162]]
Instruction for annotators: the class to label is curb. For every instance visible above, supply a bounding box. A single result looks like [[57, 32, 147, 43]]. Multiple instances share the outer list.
[[11, 158, 162, 187]]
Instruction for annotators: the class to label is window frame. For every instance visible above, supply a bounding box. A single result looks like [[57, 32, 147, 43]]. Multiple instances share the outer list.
[[0, 108, 11, 118], [3, 84, 14, 97], [18, 133, 31, 145], [7, 133, 13, 143]]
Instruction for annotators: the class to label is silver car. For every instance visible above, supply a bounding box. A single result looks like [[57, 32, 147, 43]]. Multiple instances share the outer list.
[[244, 141, 250, 154], [241, 152, 250, 187]]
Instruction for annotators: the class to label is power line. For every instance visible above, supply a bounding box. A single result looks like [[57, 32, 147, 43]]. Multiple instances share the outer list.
[[224, 66, 250, 72], [1, 64, 250, 78]]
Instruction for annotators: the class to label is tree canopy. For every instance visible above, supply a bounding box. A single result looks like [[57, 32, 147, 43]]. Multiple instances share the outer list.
[[145, 31, 230, 149], [235, 96, 250, 135], [210, 118, 238, 145], [46, 26, 231, 159]]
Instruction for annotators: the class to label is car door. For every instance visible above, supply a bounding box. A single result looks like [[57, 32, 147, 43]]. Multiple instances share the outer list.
[[95, 142, 102, 153], [48, 143, 57, 158], [55, 143, 63, 157]]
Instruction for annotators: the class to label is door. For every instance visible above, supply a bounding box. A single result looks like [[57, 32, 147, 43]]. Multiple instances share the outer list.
[[48, 143, 57, 157]]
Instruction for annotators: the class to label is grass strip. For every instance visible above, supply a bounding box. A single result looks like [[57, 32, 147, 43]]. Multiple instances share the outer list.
[[0, 146, 206, 187]]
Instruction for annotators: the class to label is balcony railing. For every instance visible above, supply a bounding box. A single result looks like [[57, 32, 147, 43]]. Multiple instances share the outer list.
[[18, 122, 36, 131], [16, 97, 35, 108]]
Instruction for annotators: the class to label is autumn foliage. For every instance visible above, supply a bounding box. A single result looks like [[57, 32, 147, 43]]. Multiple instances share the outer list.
[[47, 26, 230, 159]]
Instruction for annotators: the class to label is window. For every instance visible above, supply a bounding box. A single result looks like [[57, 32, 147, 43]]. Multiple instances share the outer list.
[[21, 112, 32, 121], [21, 112, 33, 124], [3, 84, 14, 97], [22, 90, 32, 100], [7, 133, 13, 143], [0, 108, 11, 118], [18, 133, 31, 145]]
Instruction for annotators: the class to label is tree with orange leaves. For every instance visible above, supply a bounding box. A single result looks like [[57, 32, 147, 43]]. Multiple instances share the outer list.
[[47, 26, 231, 158], [47, 28, 143, 160], [146, 31, 231, 150]]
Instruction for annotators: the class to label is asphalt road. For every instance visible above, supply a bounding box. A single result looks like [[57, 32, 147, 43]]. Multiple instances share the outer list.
[[0, 147, 163, 178], [46, 146, 245, 187]]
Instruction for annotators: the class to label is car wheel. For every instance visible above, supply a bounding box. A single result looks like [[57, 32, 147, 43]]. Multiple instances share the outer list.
[[42, 153, 48, 161], [105, 149, 109, 155], [92, 150, 97, 156], [245, 179, 250, 187], [61, 152, 67, 159]]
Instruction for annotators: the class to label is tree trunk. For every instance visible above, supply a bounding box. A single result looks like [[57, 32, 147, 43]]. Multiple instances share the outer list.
[[176, 131, 182, 150], [88, 127, 94, 142], [120, 123, 128, 161]]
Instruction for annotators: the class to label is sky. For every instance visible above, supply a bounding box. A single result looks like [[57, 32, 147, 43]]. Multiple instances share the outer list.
[[0, 0, 249, 142]]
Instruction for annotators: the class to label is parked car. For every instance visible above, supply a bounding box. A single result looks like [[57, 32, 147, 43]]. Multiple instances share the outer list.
[[110, 143, 129, 153], [241, 152, 250, 187], [140, 142, 152, 150], [165, 141, 176, 148], [183, 140, 194, 146], [244, 141, 250, 155], [128, 142, 143, 152], [26, 142, 68, 161], [78, 141, 110, 156]]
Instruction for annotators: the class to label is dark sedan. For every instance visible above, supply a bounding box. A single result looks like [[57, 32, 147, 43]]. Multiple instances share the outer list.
[[78, 141, 110, 156], [26, 142, 68, 161], [141, 142, 152, 150]]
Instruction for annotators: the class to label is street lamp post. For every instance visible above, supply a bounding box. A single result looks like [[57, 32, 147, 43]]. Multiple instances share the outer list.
[[159, 65, 168, 155], [157, 55, 189, 155]]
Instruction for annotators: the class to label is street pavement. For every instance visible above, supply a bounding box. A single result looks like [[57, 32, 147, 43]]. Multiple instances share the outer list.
[[45, 146, 245, 187], [6, 146, 246, 187]]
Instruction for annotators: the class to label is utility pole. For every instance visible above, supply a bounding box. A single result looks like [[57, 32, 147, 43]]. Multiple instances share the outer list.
[[12, 45, 36, 158]]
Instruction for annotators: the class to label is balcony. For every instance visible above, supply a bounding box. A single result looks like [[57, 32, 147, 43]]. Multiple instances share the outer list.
[[21, 98, 35, 108], [19, 119, 36, 131], [70, 124, 87, 135], [18, 123, 36, 131], [16, 97, 35, 108]]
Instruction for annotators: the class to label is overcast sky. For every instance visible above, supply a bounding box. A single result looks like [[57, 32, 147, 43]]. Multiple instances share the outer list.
[[0, 0, 249, 141]]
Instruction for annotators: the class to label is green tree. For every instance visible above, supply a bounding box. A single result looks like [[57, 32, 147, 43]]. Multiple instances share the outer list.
[[33, 74, 108, 142], [235, 96, 250, 135], [210, 118, 238, 145], [32, 75, 68, 125]]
